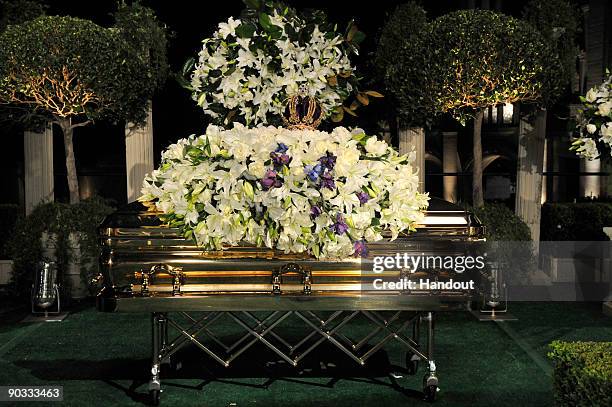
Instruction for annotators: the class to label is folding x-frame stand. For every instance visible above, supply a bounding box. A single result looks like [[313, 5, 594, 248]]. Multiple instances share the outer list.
[[148, 310, 438, 405]]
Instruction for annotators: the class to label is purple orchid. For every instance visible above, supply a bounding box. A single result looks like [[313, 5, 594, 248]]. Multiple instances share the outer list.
[[270, 151, 292, 167], [304, 163, 323, 182], [261, 169, 282, 190], [310, 205, 322, 219], [275, 143, 289, 153], [353, 240, 368, 257], [319, 152, 337, 171], [320, 171, 336, 190], [356, 191, 370, 205], [330, 213, 348, 235]]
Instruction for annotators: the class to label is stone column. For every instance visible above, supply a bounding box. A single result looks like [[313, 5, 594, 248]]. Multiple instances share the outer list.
[[398, 127, 425, 193], [442, 131, 458, 203], [515, 109, 547, 243], [601, 228, 612, 317], [541, 138, 548, 204], [24, 125, 54, 215], [125, 103, 154, 203]]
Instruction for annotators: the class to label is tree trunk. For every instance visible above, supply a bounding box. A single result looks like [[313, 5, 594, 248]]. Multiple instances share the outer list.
[[58, 118, 80, 204], [472, 110, 484, 207]]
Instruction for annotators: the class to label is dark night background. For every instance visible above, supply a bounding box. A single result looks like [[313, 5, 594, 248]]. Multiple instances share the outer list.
[[0, 0, 572, 206]]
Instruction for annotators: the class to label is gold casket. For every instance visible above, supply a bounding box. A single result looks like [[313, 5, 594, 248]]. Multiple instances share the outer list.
[[96, 197, 485, 312], [95, 197, 487, 404]]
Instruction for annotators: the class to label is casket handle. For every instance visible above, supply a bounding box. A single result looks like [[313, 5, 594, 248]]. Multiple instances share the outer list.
[[272, 262, 312, 295], [141, 264, 184, 296]]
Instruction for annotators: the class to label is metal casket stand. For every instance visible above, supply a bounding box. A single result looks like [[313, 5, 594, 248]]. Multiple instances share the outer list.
[[143, 305, 439, 405], [95, 198, 487, 405]]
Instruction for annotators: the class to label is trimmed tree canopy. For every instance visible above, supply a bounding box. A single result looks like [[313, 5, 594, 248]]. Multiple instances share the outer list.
[[379, 2, 438, 127], [429, 10, 564, 122], [0, 12, 168, 204], [114, 2, 169, 96], [0, 0, 45, 31], [523, 0, 580, 90], [0, 15, 156, 125], [375, 2, 427, 82]]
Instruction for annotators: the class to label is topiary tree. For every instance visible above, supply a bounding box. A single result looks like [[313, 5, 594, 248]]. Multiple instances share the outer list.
[[523, 0, 580, 92], [376, 2, 435, 193], [114, 1, 168, 96], [380, 2, 440, 130], [428, 10, 563, 207], [0, 0, 45, 31], [375, 1, 427, 84], [0, 15, 164, 204]]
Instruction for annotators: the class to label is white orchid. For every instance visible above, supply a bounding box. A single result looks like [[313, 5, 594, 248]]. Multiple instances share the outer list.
[[575, 138, 599, 160], [217, 16, 241, 39], [365, 137, 388, 156], [573, 73, 612, 159], [140, 125, 429, 259]]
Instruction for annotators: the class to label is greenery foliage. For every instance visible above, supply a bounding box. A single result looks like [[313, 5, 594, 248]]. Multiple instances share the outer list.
[[0, 0, 45, 32], [384, 9, 564, 127], [0, 16, 150, 124], [7, 198, 114, 299], [541, 202, 612, 241], [428, 10, 564, 123], [548, 341, 612, 407], [471, 203, 532, 242], [0, 9, 168, 203], [0, 204, 21, 259], [375, 1, 427, 82], [470, 203, 534, 282], [523, 0, 581, 90], [114, 1, 169, 100], [379, 2, 438, 127]]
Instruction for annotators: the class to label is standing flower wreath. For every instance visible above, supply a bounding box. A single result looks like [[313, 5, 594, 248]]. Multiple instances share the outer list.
[[571, 71, 612, 160], [185, 1, 372, 127]]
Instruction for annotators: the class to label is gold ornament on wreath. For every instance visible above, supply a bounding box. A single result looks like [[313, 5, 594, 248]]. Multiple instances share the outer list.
[[282, 84, 324, 130]]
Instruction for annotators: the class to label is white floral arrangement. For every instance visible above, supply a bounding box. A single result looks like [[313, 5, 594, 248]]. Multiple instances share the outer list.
[[139, 125, 429, 259], [571, 72, 612, 160], [188, 2, 365, 127]]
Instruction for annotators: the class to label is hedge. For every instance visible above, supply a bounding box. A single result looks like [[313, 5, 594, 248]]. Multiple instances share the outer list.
[[541, 203, 612, 241], [0, 204, 22, 259], [548, 341, 612, 407], [471, 203, 532, 241], [7, 197, 114, 299], [469, 203, 534, 283]]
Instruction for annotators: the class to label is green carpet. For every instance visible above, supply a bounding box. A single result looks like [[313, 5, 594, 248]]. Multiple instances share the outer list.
[[0, 302, 609, 406]]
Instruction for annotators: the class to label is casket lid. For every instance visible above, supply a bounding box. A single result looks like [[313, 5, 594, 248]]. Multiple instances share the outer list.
[[99, 197, 484, 239]]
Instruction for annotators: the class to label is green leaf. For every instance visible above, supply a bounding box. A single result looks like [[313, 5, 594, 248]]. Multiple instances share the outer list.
[[259, 13, 272, 31], [351, 30, 366, 44], [235, 22, 257, 38], [242, 0, 261, 10], [312, 244, 320, 258], [243, 181, 255, 200]]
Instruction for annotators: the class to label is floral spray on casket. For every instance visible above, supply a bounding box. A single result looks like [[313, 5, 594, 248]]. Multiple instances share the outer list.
[[139, 1, 429, 259]]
